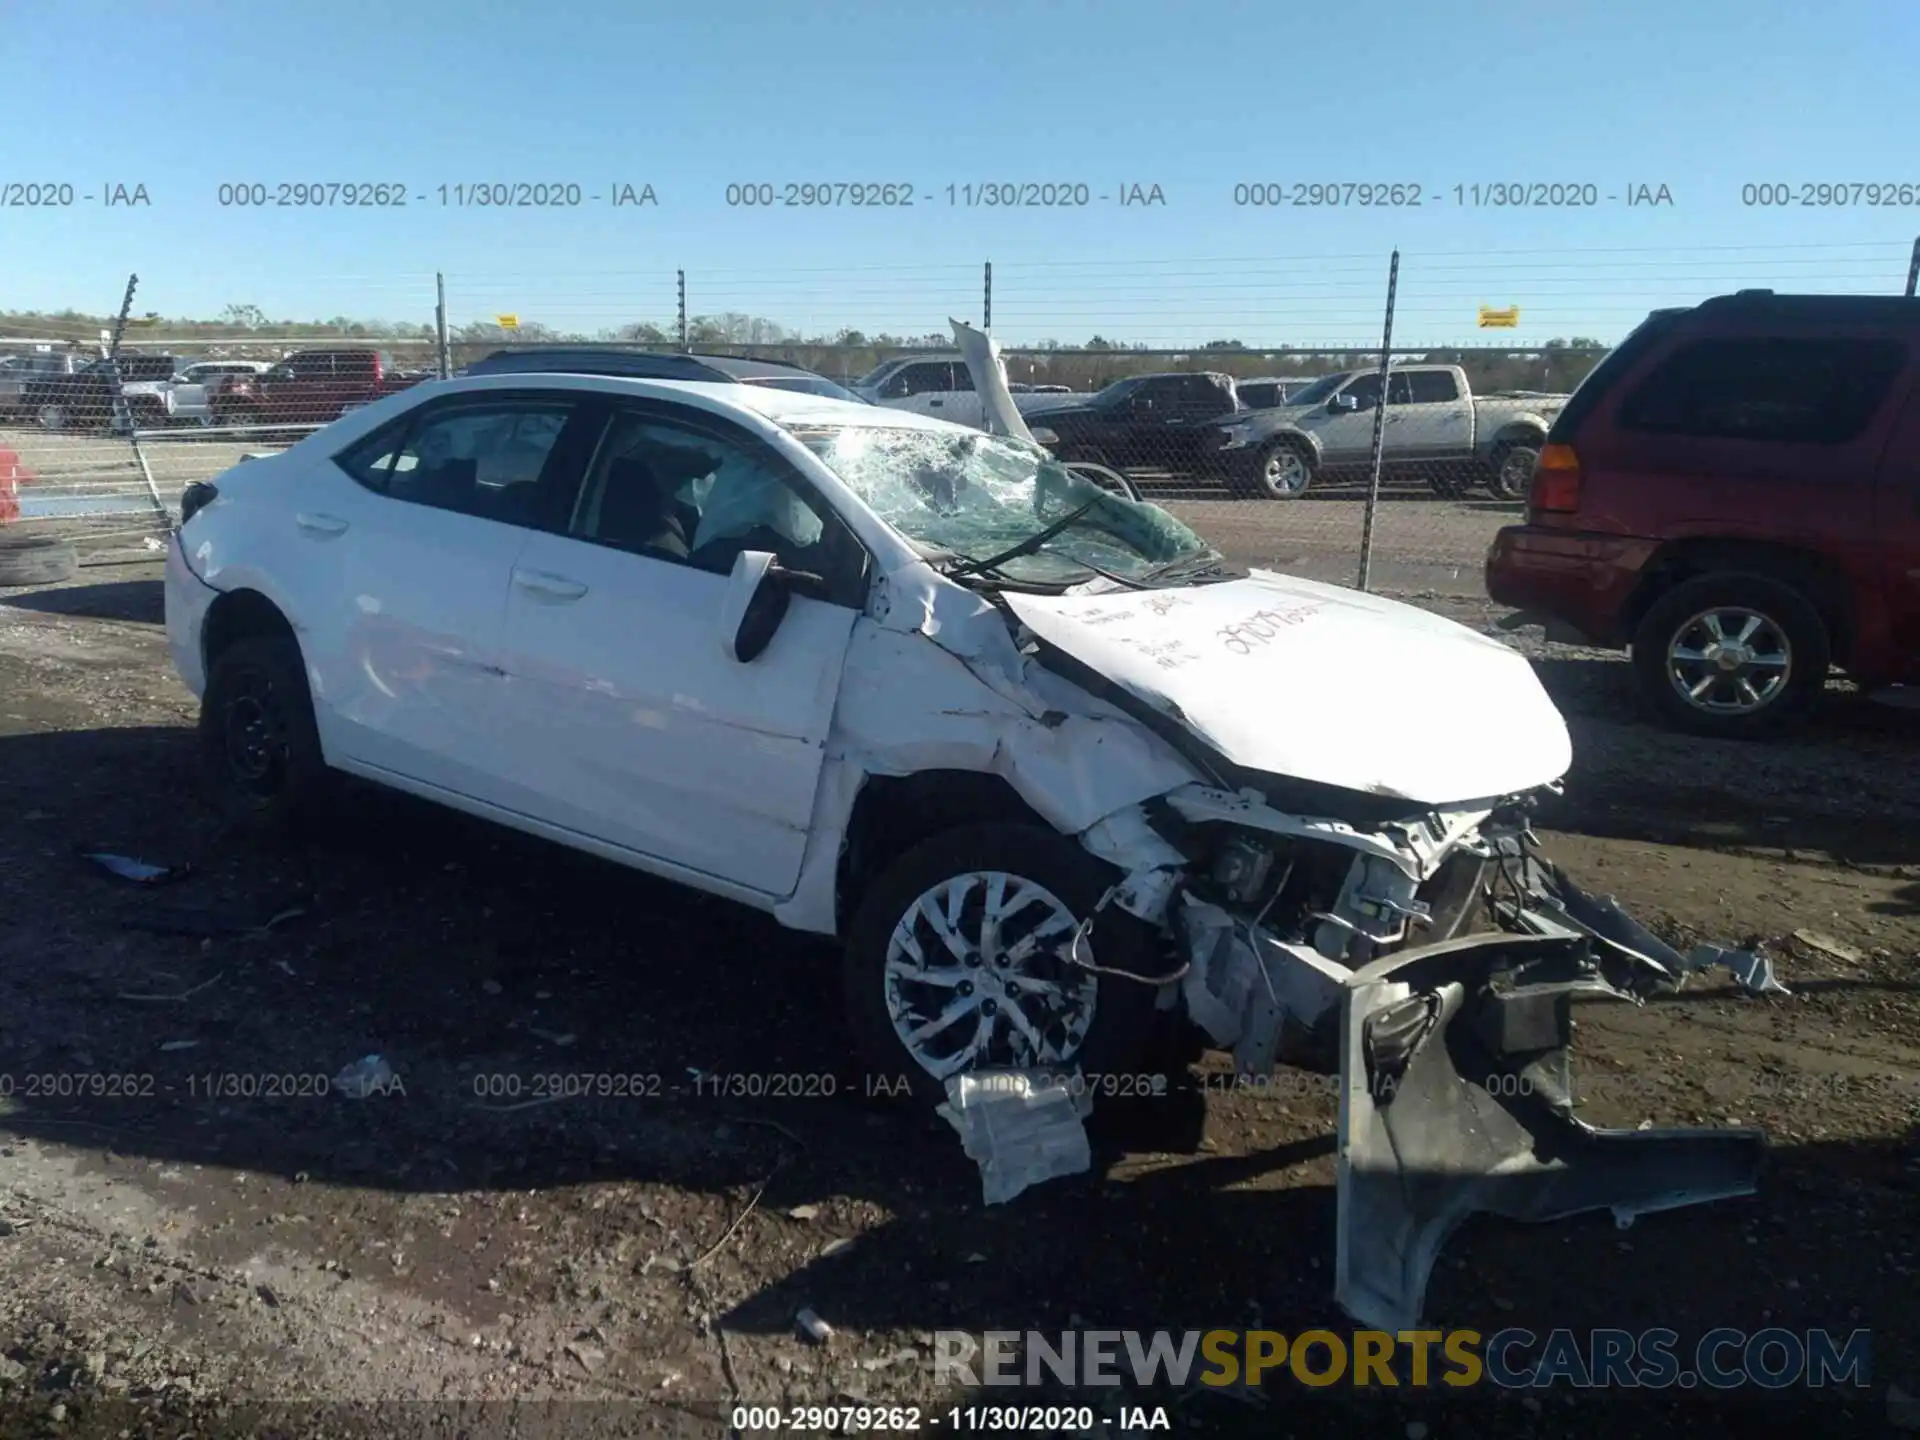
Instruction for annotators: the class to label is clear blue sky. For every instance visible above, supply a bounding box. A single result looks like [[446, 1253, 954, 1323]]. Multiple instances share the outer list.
[[3, 0, 1916, 349]]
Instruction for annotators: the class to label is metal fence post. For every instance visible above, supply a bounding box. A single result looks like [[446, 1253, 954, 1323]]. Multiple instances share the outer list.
[[984, 261, 992, 330], [434, 272, 451, 379], [1906, 237, 1919, 297], [677, 270, 689, 351], [107, 274, 168, 525], [1355, 249, 1400, 593]]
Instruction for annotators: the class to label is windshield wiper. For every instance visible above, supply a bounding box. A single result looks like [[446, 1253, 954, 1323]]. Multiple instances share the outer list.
[[941, 500, 1102, 580], [1135, 552, 1233, 584]]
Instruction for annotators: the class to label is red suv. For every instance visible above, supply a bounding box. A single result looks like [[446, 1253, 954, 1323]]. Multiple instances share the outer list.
[[212, 347, 426, 430], [1486, 291, 1920, 737]]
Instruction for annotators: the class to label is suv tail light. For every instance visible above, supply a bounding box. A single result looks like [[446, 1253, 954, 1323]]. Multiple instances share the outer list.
[[1530, 443, 1581, 513]]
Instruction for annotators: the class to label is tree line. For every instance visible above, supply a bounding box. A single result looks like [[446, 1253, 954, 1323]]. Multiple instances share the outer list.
[[0, 305, 1610, 394]]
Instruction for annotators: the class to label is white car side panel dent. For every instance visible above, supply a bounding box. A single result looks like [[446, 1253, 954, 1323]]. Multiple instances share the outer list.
[[771, 615, 1204, 934]]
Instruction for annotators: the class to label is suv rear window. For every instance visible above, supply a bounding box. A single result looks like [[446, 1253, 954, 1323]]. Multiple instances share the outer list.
[[1617, 336, 1907, 445]]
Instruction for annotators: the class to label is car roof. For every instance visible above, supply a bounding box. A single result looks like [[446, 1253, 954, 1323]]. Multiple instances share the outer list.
[[1686, 292, 1920, 328], [412, 372, 969, 431], [468, 347, 828, 382]]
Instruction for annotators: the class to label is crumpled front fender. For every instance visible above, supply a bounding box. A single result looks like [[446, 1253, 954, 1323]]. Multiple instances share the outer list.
[[1335, 931, 1768, 1334]]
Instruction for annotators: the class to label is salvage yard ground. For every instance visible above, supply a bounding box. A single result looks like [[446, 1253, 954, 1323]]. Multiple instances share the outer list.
[[2, 520, 1919, 1438]]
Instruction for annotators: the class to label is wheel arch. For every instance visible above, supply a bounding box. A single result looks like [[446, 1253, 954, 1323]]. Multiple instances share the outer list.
[[835, 769, 1063, 932], [200, 587, 301, 678], [1621, 539, 1858, 664]]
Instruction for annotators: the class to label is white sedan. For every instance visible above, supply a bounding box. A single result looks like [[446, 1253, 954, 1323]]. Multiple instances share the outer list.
[[163, 373, 1580, 1096]]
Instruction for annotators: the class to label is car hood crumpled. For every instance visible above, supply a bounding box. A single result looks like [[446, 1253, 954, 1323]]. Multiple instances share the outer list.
[[1002, 571, 1572, 806]]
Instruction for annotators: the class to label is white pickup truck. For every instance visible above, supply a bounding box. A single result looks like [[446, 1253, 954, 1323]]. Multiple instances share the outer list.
[[116, 360, 274, 432], [852, 353, 1075, 427], [1207, 363, 1569, 501]]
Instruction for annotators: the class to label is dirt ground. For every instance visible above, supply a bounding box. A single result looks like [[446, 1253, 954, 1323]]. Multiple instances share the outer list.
[[1, 548, 1917, 1440]]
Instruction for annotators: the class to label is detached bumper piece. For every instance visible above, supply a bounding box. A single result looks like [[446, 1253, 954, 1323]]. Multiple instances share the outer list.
[[1335, 932, 1767, 1333]]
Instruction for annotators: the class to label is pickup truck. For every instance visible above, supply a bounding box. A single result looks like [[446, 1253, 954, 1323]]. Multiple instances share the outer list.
[[1, 352, 91, 420], [1206, 364, 1569, 500], [210, 347, 428, 431], [23, 354, 183, 432]]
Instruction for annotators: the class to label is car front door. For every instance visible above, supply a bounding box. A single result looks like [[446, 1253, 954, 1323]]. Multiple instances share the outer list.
[[492, 401, 866, 896], [1312, 371, 1388, 464], [304, 392, 594, 802]]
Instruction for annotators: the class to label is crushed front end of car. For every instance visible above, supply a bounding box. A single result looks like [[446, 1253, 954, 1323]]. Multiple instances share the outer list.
[[1058, 785, 1775, 1331]]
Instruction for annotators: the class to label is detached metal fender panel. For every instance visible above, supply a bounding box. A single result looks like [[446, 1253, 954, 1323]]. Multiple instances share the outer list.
[[1334, 931, 1767, 1333]]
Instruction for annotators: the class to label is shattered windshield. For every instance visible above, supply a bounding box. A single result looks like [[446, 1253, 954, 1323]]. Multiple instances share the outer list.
[[789, 422, 1213, 586]]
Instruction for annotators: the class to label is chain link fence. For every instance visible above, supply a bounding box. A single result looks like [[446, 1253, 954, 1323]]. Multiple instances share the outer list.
[[4, 239, 1912, 591]]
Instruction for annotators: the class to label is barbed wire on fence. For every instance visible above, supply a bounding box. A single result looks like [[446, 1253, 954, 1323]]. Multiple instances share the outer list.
[[3, 237, 1914, 580]]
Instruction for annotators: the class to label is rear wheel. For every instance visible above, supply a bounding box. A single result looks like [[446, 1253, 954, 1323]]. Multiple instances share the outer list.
[[1629, 572, 1830, 738], [842, 823, 1165, 1105], [37, 403, 67, 432], [1487, 441, 1540, 500], [199, 634, 330, 834]]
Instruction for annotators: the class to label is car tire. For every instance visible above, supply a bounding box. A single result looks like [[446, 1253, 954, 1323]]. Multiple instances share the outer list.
[[1487, 441, 1539, 501], [37, 404, 68, 432], [0, 534, 80, 586], [199, 634, 330, 836], [1629, 572, 1831, 738], [842, 822, 1167, 1106], [224, 405, 263, 434], [1244, 438, 1313, 500]]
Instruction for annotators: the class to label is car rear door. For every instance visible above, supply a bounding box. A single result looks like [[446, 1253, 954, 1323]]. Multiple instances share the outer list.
[[1396, 368, 1472, 458], [303, 391, 597, 803], [1874, 364, 1920, 665], [491, 398, 865, 897]]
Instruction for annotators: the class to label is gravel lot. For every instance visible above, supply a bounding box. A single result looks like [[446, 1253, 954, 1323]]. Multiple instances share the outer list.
[[1, 502, 1918, 1436]]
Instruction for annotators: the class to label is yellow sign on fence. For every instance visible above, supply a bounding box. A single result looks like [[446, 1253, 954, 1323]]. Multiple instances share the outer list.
[[1478, 306, 1520, 329], [495, 314, 519, 330]]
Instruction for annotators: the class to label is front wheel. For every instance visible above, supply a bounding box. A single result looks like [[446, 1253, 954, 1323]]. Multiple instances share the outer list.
[[1243, 439, 1313, 499], [842, 823, 1165, 1105], [1629, 572, 1830, 738]]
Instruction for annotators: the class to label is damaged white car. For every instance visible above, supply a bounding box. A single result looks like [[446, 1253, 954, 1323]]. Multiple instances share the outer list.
[[163, 326, 1774, 1331]]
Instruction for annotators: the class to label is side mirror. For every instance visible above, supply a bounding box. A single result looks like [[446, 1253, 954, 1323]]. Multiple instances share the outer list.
[[720, 549, 792, 663], [1331, 393, 1362, 414]]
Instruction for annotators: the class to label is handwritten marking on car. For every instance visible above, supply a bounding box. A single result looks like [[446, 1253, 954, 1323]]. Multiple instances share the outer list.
[[1218, 604, 1324, 655]]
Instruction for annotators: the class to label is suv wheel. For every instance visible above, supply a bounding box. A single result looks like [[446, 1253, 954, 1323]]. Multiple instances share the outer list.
[[1630, 572, 1831, 737], [199, 634, 329, 834], [1247, 439, 1313, 500], [842, 823, 1164, 1105], [37, 403, 67, 431]]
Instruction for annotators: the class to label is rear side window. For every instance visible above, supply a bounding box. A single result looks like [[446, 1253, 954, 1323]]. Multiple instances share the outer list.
[[335, 400, 576, 524], [1405, 370, 1460, 403], [1240, 382, 1277, 408], [1616, 336, 1906, 445]]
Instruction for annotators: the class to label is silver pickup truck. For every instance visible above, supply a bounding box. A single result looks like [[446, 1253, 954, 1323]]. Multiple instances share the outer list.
[[1207, 363, 1568, 501]]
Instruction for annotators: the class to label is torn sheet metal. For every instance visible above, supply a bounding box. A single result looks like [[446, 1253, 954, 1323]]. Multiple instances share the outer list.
[[1178, 898, 1348, 1076], [1333, 932, 1768, 1333], [938, 1069, 1093, 1205], [951, 319, 1039, 446], [1491, 837, 1789, 997]]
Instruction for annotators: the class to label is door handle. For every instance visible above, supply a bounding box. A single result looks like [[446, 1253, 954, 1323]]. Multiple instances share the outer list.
[[928, 398, 944, 407], [512, 568, 588, 601], [295, 512, 349, 537]]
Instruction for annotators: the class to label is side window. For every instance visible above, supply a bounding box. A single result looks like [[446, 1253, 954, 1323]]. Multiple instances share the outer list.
[[1385, 373, 1415, 405], [1241, 383, 1277, 409], [899, 362, 953, 397], [570, 408, 866, 603], [1405, 370, 1458, 403], [948, 363, 976, 392], [285, 354, 331, 380], [1343, 373, 1383, 408], [335, 400, 575, 524], [1618, 337, 1908, 444]]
